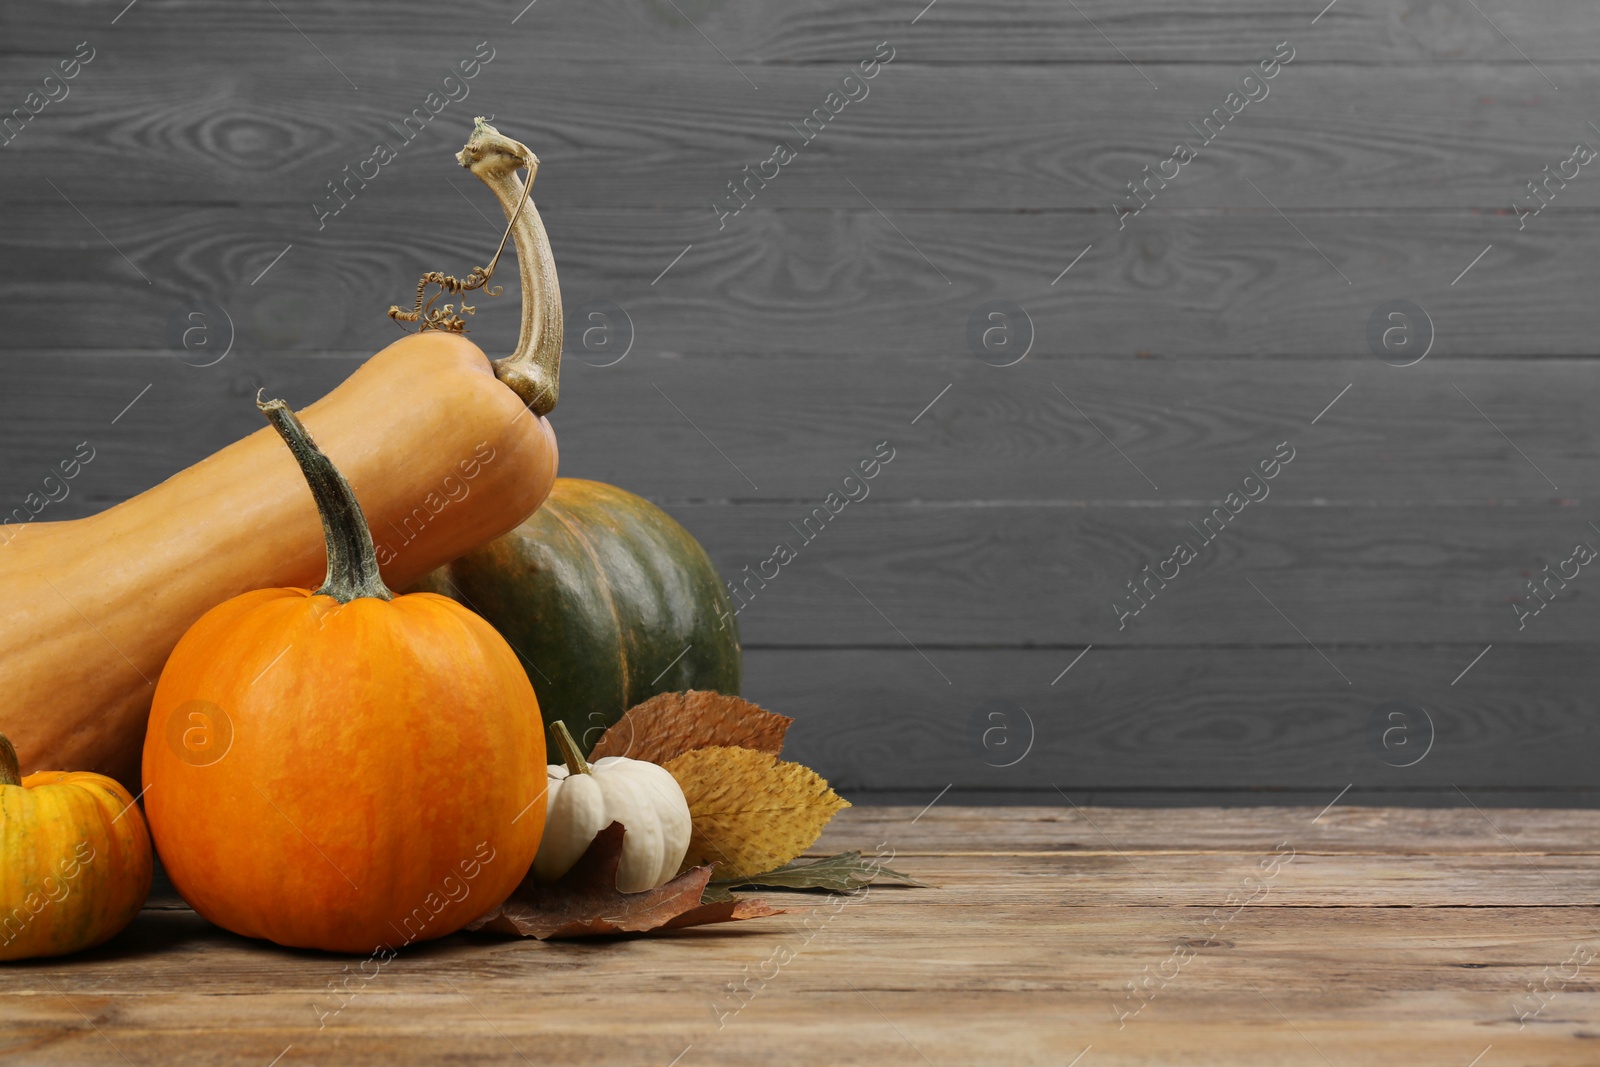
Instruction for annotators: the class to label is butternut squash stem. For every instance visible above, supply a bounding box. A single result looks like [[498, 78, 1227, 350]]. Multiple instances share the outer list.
[[0, 733, 18, 786], [257, 394, 394, 604], [457, 117, 563, 417], [549, 720, 591, 776]]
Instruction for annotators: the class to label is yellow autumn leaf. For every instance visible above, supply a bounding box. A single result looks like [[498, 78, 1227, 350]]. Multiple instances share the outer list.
[[663, 746, 851, 879]]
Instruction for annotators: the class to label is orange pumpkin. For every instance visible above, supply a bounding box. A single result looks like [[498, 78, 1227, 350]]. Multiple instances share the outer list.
[[141, 398, 546, 954], [0, 733, 153, 961]]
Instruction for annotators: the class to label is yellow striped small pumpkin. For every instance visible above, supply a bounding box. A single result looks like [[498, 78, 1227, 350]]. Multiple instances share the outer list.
[[0, 733, 152, 961]]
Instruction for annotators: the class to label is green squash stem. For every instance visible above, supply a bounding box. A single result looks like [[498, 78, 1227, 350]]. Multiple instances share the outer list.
[[549, 720, 592, 776], [0, 733, 19, 786], [257, 395, 394, 605]]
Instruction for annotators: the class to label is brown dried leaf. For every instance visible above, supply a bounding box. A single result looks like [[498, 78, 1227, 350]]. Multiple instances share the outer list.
[[664, 746, 851, 880], [467, 822, 787, 940], [588, 690, 793, 763]]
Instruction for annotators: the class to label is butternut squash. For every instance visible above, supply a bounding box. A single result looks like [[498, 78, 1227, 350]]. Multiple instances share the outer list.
[[0, 119, 560, 787]]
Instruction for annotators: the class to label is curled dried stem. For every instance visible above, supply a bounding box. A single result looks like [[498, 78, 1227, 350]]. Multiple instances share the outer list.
[[387, 117, 563, 416]]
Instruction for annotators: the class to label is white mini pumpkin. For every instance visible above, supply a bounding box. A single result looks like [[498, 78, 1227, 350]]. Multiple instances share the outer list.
[[533, 722, 693, 892]]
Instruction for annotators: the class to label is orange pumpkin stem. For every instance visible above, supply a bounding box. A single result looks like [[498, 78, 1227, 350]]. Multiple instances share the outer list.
[[549, 720, 591, 776], [0, 732, 18, 786], [257, 394, 394, 604]]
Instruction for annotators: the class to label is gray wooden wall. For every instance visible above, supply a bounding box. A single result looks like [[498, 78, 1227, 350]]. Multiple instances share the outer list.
[[3, 1, 1597, 805]]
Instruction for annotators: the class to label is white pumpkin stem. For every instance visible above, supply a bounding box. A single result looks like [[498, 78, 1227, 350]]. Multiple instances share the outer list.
[[549, 720, 592, 776], [0, 733, 18, 785]]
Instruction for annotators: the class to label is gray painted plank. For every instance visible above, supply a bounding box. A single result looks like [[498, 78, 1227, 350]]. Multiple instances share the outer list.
[[747, 646, 1600, 794], [0, 207, 1587, 357], [0, 63, 1595, 210], [3, 355, 1594, 512], [680, 502, 1600, 647], [3, 0, 1597, 63]]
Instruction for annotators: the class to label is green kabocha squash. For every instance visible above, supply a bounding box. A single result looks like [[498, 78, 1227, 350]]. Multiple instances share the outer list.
[[414, 478, 741, 753]]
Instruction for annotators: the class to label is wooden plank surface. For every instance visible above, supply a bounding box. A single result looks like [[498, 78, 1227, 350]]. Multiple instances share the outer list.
[[749, 646, 1600, 796], [5, 805, 1600, 1066], [1, 62, 1596, 210], [820, 804, 1600, 853], [5, 0, 1600, 64], [3, 355, 1595, 507], [0, 207, 1588, 356]]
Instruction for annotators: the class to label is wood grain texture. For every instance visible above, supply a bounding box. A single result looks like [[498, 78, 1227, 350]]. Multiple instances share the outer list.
[[4, 806, 1600, 1066], [744, 647, 1600, 795], [2, 0, 1597, 800], [0, 205, 1587, 357], [5, 0, 1600, 64], [813, 804, 1600, 853], [692, 503, 1600, 646], [0, 62, 1594, 210], [1, 355, 1594, 507]]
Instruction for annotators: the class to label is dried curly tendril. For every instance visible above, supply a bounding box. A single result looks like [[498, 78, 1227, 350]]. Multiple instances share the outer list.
[[387, 155, 531, 334]]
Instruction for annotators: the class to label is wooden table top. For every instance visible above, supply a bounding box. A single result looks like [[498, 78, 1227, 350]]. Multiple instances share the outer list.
[[5, 804, 1599, 1065]]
